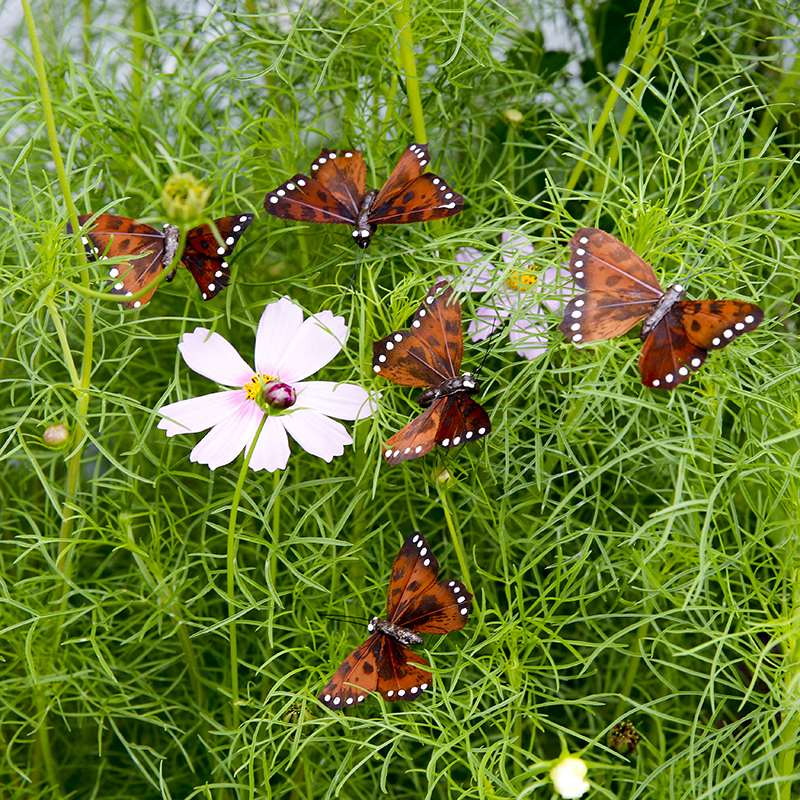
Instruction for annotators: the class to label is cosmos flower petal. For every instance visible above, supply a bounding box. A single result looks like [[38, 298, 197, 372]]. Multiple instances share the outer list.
[[275, 310, 349, 384], [178, 328, 254, 387], [189, 400, 263, 470], [468, 305, 509, 342], [254, 296, 305, 375], [294, 381, 380, 421], [247, 415, 291, 472], [281, 410, 353, 462], [500, 230, 535, 262], [157, 389, 246, 435], [509, 320, 550, 360]]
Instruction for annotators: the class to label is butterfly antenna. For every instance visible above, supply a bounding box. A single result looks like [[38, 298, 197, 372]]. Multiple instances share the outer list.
[[474, 319, 508, 378], [344, 246, 363, 294], [680, 231, 713, 283], [323, 612, 366, 625]]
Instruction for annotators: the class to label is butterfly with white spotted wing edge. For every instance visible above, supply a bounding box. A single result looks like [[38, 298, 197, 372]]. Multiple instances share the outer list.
[[318, 532, 472, 710], [69, 212, 255, 309], [263, 143, 463, 249], [558, 228, 764, 389], [372, 280, 491, 465]]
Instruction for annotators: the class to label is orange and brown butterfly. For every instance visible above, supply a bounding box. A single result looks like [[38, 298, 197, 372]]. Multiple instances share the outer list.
[[558, 228, 764, 389], [68, 213, 254, 309], [263, 143, 463, 249], [372, 280, 491, 465], [318, 532, 472, 710]]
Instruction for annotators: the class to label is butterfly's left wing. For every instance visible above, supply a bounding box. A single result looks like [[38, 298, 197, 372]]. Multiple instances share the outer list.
[[387, 533, 472, 634], [671, 300, 763, 350], [70, 213, 168, 309], [373, 281, 463, 389], [369, 143, 463, 225], [383, 393, 491, 465], [182, 213, 254, 300], [318, 632, 431, 709]]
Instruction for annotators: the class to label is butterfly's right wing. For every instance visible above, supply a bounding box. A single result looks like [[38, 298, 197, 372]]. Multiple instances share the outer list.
[[372, 281, 463, 388], [264, 149, 366, 224], [69, 214, 167, 309], [559, 228, 664, 344], [369, 143, 463, 225], [318, 633, 431, 709], [382, 393, 491, 465]]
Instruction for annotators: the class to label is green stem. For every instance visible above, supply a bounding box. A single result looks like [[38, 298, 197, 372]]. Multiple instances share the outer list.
[[269, 469, 281, 592], [131, 0, 147, 97], [228, 415, 268, 727], [436, 481, 473, 594], [393, 2, 426, 142], [779, 563, 800, 799]]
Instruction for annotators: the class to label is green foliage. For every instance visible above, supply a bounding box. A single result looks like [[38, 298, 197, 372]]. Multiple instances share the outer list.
[[1, 0, 799, 798]]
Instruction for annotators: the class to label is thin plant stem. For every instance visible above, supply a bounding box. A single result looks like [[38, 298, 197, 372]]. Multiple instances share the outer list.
[[393, 1, 426, 143], [228, 414, 268, 727], [436, 480, 473, 594], [131, 0, 147, 98]]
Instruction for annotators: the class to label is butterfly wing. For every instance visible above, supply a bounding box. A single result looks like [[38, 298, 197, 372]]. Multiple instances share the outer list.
[[369, 143, 463, 225], [182, 213, 254, 300], [318, 633, 432, 709], [263, 148, 366, 224], [671, 300, 764, 350], [70, 214, 167, 309], [638, 299, 764, 390], [559, 228, 664, 344], [372, 281, 463, 388], [387, 533, 472, 634], [383, 393, 491, 465]]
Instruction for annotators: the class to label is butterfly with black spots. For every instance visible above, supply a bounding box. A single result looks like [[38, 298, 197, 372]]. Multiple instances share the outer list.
[[318, 532, 472, 710], [558, 228, 764, 389], [69, 213, 254, 309], [264, 143, 463, 249], [372, 280, 491, 465]]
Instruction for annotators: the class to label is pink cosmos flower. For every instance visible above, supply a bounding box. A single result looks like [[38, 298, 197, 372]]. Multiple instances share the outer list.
[[157, 298, 379, 472], [455, 230, 570, 360]]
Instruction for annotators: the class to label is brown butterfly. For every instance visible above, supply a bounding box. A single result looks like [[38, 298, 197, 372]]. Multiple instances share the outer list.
[[263, 143, 463, 249], [558, 228, 764, 389], [372, 280, 491, 465], [318, 532, 472, 710], [69, 213, 254, 309]]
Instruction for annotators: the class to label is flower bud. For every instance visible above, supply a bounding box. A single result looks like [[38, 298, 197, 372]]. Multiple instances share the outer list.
[[550, 756, 590, 799], [262, 381, 297, 410], [504, 108, 523, 124], [43, 424, 69, 448], [161, 172, 212, 224]]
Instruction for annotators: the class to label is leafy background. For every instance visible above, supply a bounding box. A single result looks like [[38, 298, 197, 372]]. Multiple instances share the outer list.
[[1, 0, 799, 798]]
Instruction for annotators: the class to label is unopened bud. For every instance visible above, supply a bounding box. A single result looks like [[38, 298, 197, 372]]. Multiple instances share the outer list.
[[161, 172, 212, 224], [504, 108, 523, 124], [262, 381, 297, 410], [43, 424, 69, 447]]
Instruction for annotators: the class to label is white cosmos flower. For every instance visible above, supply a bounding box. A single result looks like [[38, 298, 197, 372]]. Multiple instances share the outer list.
[[549, 756, 590, 799], [157, 297, 379, 472]]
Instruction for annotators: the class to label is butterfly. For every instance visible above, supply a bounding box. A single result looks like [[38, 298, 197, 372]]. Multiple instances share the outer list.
[[372, 280, 491, 465], [318, 532, 472, 709], [558, 228, 764, 389], [69, 213, 255, 309], [263, 143, 463, 249]]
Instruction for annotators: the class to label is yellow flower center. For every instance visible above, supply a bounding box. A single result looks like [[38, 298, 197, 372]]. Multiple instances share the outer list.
[[244, 372, 278, 401], [505, 270, 537, 291]]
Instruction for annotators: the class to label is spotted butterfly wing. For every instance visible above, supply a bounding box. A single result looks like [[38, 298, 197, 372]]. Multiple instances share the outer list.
[[372, 281, 491, 464], [70, 213, 254, 309], [318, 532, 472, 710], [264, 143, 462, 248], [559, 228, 763, 389]]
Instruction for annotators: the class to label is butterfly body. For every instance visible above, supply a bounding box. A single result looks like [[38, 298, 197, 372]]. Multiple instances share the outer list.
[[264, 143, 462, 249], [372, 281, 491, 465], [417, 373, 479, 407], [559, 228, 764, 389], [70, 212, 254, 308], [318, 532, 472, 710]]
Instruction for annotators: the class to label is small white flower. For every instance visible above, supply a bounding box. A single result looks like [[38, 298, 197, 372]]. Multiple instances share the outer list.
[[550, 756, 590, 799], [157, 297, 379, 472]]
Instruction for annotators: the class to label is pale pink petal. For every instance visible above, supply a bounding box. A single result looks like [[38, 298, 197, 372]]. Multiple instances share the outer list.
[[294, 381, 380, 421], [189, 400, 263, 470], [254, 296, 305, 376], [281, 410, 353, 462], [247, 415, 291, 472], [468, 304, 508, 342], [178, 328, 253, 387], [500, 230, 535, 263], [455, 246, 488, 268], [274, 310, 348, 384], [509, 320, 550, 360], [157, 389, 246, 435]]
